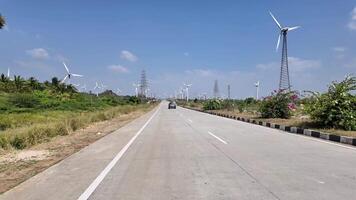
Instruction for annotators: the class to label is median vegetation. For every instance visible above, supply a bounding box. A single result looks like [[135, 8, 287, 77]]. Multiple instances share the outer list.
[[179, 75, 356, 136], [0, 75, 156, 150]]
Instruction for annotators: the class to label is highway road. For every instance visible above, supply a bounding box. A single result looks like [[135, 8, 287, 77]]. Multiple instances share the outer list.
[[1, 102, 356, 200]]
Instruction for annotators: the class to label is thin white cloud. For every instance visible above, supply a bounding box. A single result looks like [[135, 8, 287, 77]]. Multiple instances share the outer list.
[[108, 65, 129, 73], [26, 48, 49, 59], [332, 47, 346, 52], [4, 25, 9, 31], [120, 50, 138, 62], [348, 7, 356, 30], [185, 69, 215, 77], [14, 60, 49, 69], [256, 57, 321, 73]]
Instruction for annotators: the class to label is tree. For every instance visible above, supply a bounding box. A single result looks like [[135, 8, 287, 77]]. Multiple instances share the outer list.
[[51, 77, 60, 88], [27, 77, 40, 90], [0, 73, 8, 82], [0, 14, 5, 29], [13, 75, 25, 92]]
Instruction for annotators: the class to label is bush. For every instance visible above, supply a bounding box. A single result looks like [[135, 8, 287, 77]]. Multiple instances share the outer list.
[[259, 90, 297, 119], [305, 75, 356, 130], [9, 93, 40, 108], [10, 134, 27, 149], [203, 99, 222, 110], [221, 100, 235, 111]]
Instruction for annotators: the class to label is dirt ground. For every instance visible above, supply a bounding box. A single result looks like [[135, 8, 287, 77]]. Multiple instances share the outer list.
[[0, 107, 154, 194]]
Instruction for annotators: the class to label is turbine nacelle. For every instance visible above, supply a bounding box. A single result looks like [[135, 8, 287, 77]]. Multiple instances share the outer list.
[[269, 11, 300, 51], [61, 62, 83, 83]]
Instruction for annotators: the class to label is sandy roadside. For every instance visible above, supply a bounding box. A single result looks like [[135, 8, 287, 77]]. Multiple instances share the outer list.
[[0, 105, 155, 193]]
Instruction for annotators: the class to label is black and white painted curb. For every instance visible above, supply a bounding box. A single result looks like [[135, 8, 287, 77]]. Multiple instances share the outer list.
[[183, 107, 356, 147]]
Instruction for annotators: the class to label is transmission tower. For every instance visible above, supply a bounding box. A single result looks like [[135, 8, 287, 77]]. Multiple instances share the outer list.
[[279, 31, 291, 91], [213, 80, 219, 99], [139, 70, 148, 97], [227, 84, 231, 99]]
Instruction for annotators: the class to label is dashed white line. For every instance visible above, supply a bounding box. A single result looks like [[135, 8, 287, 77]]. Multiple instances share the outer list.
[[208, 131, 228, 144], [77, 106, 160, 200], [187, 119, 193, 123]]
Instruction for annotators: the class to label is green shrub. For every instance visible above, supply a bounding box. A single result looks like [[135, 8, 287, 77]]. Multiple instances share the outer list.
[[305, 75, 356, 130], [0, 134, 9, 149], [10, 134, 27, 149], [203, 99, 222, 110], [128, 96, 141, 104], [221, 100, 235, 111], [9, 93, 40, 108], [259, 90, 297, 119]]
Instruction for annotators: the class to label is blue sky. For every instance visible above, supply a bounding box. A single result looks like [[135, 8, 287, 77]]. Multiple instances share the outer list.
[[0, 0, 355, 98]]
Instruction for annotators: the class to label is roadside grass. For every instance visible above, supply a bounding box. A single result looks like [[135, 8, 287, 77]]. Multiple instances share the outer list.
[[0, 104, 154, 150]]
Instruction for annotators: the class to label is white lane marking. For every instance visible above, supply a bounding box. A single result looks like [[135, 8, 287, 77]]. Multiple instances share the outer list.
[[183, 108, 356, 151], [77, 107, 160, 200], [208, 131, 228, 144], [187, 119, 193, 123]]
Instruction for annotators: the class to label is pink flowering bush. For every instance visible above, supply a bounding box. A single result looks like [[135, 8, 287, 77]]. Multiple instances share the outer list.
[[259, 89, 298, 119]]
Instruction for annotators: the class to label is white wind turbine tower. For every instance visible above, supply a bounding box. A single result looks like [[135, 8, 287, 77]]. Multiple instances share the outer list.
[[180, 87, 184, 100], [7, 68, 10, 79], [269, 11, 300, 91], [133, 83, 140, 97], [183, 83, 192, 102], [254, 81, 260, 100], [61, 62, 83, 83], [93, 82, 101, 96]]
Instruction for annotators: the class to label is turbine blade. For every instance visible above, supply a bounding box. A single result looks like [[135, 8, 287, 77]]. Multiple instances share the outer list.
[[61, 75, 68, 83], [7, 68, 10, 77], [288, 26, 300, 31], [276, 33, 281, 52], [71, 73, 83, 77], [63, 62, 70, 73], [269, 11, 282, 29]]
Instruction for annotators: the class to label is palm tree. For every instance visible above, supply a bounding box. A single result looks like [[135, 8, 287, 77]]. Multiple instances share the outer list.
[[28, 77, 39, 90], [0, 14, 5, 29], [0, 73, 8, 82], [14, 75, 24, 92]]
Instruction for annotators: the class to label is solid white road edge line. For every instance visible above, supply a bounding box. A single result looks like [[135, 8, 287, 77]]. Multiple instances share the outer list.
[[182, 107, 356, 151], [77, 106, 160, 200], [208, 131, 228, 144]]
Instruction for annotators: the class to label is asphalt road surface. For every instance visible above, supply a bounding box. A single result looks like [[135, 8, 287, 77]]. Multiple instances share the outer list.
[[2, 102, 356, 200]]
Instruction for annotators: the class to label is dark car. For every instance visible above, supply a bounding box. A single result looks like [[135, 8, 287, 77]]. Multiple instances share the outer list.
[[168, 101, 177, 109]]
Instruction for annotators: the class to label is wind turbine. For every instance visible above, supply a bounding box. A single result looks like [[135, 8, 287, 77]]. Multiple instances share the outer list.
[[81, 84, 87, 92], [72, 83, 80, 87], [254, 81, 260, 100], [100, 83, 107, 92], [7, 68, 10, 79], [61, 62, 83, 84], [183, 83, 192, 102], [93, 82, 101, 96], [269, 11, 300, 91], [133, 83, 140, 97], [116, 88, 122, 95]]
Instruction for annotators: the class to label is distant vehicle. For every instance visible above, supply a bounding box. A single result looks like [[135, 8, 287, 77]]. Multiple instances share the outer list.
[[168, 101, 176, 109]]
